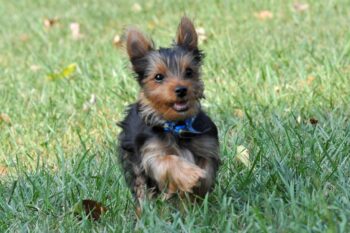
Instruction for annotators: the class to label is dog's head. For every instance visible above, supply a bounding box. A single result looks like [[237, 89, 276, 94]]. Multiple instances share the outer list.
[[126, 17, 204, 122]]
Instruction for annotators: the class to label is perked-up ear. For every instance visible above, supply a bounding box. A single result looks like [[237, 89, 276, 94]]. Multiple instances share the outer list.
[[126, 28, 153, 60], [176, 17, 198, 50]]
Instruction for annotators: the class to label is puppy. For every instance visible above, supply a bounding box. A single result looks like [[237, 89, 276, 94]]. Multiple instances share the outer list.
[[118, 17, 220, 215]]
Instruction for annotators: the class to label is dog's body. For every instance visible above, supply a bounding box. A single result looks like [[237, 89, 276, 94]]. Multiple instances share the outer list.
[[118, 17, 220, 211]]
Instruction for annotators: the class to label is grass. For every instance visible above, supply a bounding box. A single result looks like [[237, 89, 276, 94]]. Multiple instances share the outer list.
[[1, 0, 350, 232]]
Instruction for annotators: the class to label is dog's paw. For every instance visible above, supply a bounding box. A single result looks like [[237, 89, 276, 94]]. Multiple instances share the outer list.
[[169, 157, 206, 193]]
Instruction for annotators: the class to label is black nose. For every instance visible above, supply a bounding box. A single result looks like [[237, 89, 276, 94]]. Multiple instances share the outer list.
[[175, 86, 187, 98]]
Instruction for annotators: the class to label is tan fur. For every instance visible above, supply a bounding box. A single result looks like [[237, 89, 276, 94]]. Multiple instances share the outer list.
[[176, 17, 198, 49], [179, 55, 194, 75], [122, 18, 218, 216], [140, 136, 206, 196], [186, 136, 220, 195], [139, 52, 203, 121], [139, 82, 200, 122], [138, 93, 166, 126], [145, 52, 195, 77], [126, 28, 153, 59]]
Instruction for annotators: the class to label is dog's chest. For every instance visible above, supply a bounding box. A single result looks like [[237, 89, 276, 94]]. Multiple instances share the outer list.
[[159, 134, 219, 162]]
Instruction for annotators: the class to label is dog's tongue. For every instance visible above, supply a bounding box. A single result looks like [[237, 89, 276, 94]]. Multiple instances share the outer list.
[[173, 101, 188, 111]]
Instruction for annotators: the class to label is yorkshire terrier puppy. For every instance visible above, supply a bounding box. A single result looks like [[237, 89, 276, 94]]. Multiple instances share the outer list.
[[118, 17, 220, 214]]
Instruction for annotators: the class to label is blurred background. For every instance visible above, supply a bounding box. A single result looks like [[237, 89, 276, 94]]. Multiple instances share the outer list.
[[1, 0, 350, 232]]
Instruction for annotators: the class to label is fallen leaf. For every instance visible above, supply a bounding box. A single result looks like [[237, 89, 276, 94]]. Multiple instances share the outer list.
[[83, 94, 97, 111], [255, 10, 273, 20], [234, 109, 244, 118], [297, 115, 302, 124], [274, 85, 281, 94], [89, 94, 96, 105], [30, 65, 41, 72], [74, 199, 107, 221], [293, 2, 309, 12], [309, 118, 318, 125], [196, 27, 207, 44], [70, 22, 83, 40], [83, 103, 90, 112], [19, 34, 29, 42], [47, 63, 77, 80], [112, 34, 123, 47], [131, 3, 142, 13], [0, 113, 11, 124], [147, 20, 157, 30], [0, 166, 8, 176], [235, 145, 251, 168], [62, 63, 77, 77], [44, 18, 58, 29], [307, 75, 316, 86]]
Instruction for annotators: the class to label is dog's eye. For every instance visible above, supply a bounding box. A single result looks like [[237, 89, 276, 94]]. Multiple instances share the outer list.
[[154, 74, 164, 83], [185, 68, 193, 78]]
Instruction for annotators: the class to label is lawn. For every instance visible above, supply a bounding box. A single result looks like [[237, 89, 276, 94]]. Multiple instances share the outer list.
[[1, 0, 350, 232]]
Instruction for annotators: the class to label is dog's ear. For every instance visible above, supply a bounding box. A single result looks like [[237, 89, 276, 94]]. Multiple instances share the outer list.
[[176, 17, 198, 50], [126, 28, 153, 60]]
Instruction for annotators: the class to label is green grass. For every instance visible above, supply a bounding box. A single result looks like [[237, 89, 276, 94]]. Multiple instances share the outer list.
[[1, 0, 350, 232]]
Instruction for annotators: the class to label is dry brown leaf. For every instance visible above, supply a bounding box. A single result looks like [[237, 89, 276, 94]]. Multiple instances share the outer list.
[[234, 109, 244, 119], [196, 27, 207, 44], [0, 166, 8, 176], [309, 118, 318, 125], [294, 2, 309, 12], [81, 199, 107, 221], [30, 65, 41, 72], [19, 34, 29, 42], [70, 22, 83, 40], [147, 20, 157, 30], [44, 18, 58, 29], [255, 10, 273, 20], [112, 34, 123, 47], [89, 94, 96, 105], [297, 115, 302, 124], [83, 103, 90, 112], [0, 113, 11, 124], [83, 94, 97, 111], [235, 145, 251, 168], [131, 3, 142, 13], [274, 86, 281, 94], [307, 75, 316, 86]]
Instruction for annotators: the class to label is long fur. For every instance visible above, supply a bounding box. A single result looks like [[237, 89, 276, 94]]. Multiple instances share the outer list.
[[118, 104, 220, 199], [118, 17, 220, 212]]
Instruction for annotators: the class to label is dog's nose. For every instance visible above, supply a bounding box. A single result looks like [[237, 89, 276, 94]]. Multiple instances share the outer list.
[[175, 86, 187, 98]]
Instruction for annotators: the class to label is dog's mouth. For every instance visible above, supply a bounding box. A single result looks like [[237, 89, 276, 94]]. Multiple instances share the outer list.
[[173, 100, 189, 112]]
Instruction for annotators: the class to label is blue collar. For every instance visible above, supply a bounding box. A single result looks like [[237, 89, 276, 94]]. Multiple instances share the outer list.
[[163, 116, 201, 138]]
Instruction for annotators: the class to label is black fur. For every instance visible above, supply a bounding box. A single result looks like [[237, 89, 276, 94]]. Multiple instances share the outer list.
[[120, 17, 220, 203], [130, 46, 204, 84], [118, 103, 219, 198]]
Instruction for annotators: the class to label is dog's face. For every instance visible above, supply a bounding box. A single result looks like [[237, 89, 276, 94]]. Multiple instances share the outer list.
[[126, 17, 204, 121]]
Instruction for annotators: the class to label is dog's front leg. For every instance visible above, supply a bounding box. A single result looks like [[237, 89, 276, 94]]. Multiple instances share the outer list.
[[141, 139, 206, 195]]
